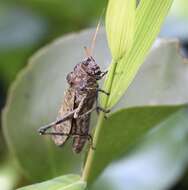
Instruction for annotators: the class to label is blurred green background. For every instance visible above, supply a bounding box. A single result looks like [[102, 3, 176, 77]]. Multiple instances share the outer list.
[[0, 0, 188, 189]]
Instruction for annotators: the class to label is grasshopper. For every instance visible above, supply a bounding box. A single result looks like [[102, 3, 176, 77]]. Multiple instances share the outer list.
[[38, 24, 109, 153]]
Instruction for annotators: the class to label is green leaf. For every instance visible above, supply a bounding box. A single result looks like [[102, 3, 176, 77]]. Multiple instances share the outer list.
[[17, 174, 86, 190], [92, 108, 188, 190], [85, 105, 184, 183], [104, 0, 174, 108], [106, 0, 136, 59]]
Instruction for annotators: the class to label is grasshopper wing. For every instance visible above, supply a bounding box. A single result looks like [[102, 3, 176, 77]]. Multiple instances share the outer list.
[[52, 87, 75, 146]]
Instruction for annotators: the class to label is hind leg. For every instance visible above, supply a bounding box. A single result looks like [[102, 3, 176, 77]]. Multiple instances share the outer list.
[[38, 110, 76, 135]]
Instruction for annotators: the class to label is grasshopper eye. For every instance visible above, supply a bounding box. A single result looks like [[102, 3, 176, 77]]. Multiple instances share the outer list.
[[95, 70, 101, 75]]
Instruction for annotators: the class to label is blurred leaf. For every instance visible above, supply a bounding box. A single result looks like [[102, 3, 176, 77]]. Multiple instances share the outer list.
[[0, 49, 32, 87], [93, 108, 188, 190], [18, 174, 86, 190], [103, 0, 173, 108], [10, 0, 107, 36], [160, 18, 188, 42], [0, 4, 47, 50], [167, 0, 188, 17], [116, 39, 188, 109], [86, 105, 184, 183], [106, 0, 136, 59], [89, 177, 115, 190], [160, 0, 188, 42], [0, 3, 47, 87], [0, 159, 20, 190]]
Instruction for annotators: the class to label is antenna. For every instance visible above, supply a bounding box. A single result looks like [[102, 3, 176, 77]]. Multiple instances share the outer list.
[[84, 8, 105, 58], [84, 46, 91, 58], [90, 20, 101, 56], [83, 21, 101, 58]]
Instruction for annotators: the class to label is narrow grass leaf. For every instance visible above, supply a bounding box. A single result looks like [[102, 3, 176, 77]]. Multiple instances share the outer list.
[[106, 0, 136, 60], [105, 0, 173, 108]]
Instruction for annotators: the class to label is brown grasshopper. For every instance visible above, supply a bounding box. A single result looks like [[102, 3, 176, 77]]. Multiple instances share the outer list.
[[38, 25, 110, 153]]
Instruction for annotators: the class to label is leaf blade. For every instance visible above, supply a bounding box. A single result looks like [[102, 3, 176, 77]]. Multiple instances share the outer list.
[[105, 0, 136, 60], [17, 174, 86, 190], [106, 0, 174, 107], [92, 108, 188, 190], [86, 105, 185, 183]]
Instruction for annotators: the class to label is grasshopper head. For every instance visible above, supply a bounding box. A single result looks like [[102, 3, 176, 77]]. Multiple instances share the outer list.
[[83, 57, 102, 79]]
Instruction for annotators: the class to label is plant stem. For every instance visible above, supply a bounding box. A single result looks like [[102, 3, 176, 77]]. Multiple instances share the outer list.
[[81, 112, 104, 181], [82, 60, 117, 182]]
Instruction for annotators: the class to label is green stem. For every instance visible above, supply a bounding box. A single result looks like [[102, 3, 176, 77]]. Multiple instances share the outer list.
[[82, 59, 117, 182], [81, 112, 104, 181]]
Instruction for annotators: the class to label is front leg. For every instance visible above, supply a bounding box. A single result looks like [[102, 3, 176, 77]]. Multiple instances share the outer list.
[[97, 88, 110, 96]]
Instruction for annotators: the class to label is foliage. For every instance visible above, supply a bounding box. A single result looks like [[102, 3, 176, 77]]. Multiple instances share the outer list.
[[3, 33, 188, 189], [2, 0, 188, 190], [17, 175, 86, 190]]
